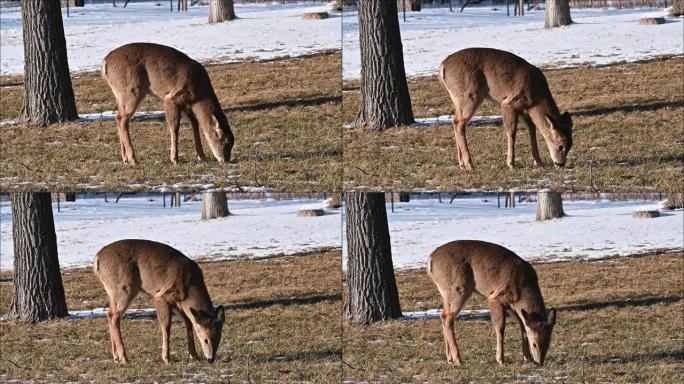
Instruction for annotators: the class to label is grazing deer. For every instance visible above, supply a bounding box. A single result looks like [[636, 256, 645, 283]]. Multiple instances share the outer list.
[[94, 239, 225, 364], [102, 43, 234, 166], [438, 48, 572, 170], [427, 240, 556, 366]]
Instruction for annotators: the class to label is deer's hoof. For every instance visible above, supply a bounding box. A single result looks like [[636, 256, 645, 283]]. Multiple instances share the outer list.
[[497, 358, 505, 366]]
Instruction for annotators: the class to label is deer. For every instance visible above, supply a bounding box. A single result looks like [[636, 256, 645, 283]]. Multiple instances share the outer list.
[[427, 240, 557, 366], [438, 48, 572, 171], [101, 43, 234, 166], [93, 239, 226, 364]]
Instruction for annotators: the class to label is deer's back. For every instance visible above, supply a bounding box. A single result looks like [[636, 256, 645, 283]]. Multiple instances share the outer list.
[[428, 240, 539, 299], [94, 239, 199, 296], [440, 48, 549, 106], [102, 43, 213, 101]]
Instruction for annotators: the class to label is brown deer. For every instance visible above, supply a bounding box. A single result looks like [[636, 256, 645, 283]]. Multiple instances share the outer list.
[[439, 48, 572, 170], [102, 43, 234, 166], [94, 239, 226, 364], [427, 240, 556, 366]]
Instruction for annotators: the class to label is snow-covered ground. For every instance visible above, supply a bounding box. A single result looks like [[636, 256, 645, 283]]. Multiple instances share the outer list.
[[343, 195, 683, 269], [0, 195, 341, 271], [0, 1, 340, 75], [343, 6, 683, 79]]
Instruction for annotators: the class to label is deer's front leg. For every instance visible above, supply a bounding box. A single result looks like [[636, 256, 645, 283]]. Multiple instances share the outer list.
[[523, 115, 543, 167], [185, 109, 207, 162], [489, 301, 507, 365], [154, 299, 173, 364], [180, 310, 199, 360], [513, 311, 532, 362], [502, 107, 518, 170], [163, 100, 181, 165]]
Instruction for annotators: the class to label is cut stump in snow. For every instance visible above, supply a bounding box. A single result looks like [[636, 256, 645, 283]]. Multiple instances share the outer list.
[[639, 17, 665, 25], [632, 210, 660, 218], [297, 209, 325, 217], [303, 12, 329, 20]]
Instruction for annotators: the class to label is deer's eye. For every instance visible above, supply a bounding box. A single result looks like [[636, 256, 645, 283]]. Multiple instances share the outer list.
[[533, 343, 538, 349], [204, 339, 209, 344], [558, 145, 564, 152]]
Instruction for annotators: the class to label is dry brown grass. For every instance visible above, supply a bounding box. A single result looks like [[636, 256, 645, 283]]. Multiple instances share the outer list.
[[0, 53, 342, 192], [343, 58, 684, 191], [342, 252, 683, 383], [0, 251, 342, 383]]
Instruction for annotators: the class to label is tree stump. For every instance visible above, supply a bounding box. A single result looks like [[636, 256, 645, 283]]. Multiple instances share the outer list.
[[302, 12, 329, 20], [671, 0, 684, 17], [632, 210, 660, 218], [536, 191, 565, 220], [639, 17, 665, 25], [663, 193, 683, 210], [202, 192, 230, 220], [327, 194, 342, 209], [297, 209, 325, 217]]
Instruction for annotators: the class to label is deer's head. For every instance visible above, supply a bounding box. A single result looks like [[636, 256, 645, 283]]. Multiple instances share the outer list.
[[190, 306, 226, 363], [205, 112, 234, 163], [542, 112, 572, 167], [520, 308, 556, 365]]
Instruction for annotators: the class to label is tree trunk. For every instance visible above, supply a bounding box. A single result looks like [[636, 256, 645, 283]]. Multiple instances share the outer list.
[[344, 192, 402, 324], [357, 0, 414, 130], [9, 193, 68, 323], [202, 192, 230, 220], [536, 191, 565, 220], [399, 0, 421, 11], [21, 0, 78, 126], [544, 0, 572, 28], [208, 0, 236, 23]]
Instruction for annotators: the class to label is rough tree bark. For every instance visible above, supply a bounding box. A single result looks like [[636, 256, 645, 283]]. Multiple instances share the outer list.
[[536, 191, 565, 220], [202, 192, 230, 220], [357, 0, 414, 130], [208, 0, 236, 23], [345, 192, 402, 324], [545, 0, 572, 28], [22, 0, 78, 126], [9, 193, 68, 323]]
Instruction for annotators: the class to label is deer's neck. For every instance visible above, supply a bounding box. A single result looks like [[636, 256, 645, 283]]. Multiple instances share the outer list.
[[179, 282, 214, 315], [513, 285, 546, 317], [530, 95, 560, 121]]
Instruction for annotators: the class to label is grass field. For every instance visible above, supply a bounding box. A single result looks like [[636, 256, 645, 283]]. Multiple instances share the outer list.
[[342, 252, 683, 383], [0, 52, 341, 192], [343, 58, 684, 191], [0, 251, 342, 383]]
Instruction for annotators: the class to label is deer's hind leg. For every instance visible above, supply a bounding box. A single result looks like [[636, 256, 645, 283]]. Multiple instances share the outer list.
[[439, 280, 474, 366], [110, 72, 147, 166], [449, 92, 482, 171], [105, 283, 139, 364], [501, 105, 520, 170]]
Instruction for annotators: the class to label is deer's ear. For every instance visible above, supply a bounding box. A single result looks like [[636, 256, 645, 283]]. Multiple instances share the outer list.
[[215, 305, 225, 323], [547, 308, 557, 325], [190, 307, 201, 322], [544, 115, 555, 130], [520, 309, 531, 326], [211, 114, 222, 134]]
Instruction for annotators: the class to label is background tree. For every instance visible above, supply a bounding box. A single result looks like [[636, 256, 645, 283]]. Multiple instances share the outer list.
[[208, 0, 236, 23], [357, 0, 414, 130], [536, 191, 565, 220], [545, 0, 572, 28], [345, 192, 402, 324], [202, 192, 230, 220], [9, 193, 68, 323], [22, 0, 78, 126]]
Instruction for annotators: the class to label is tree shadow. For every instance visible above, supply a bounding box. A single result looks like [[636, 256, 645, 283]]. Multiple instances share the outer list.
[[593, 350, 684, 364], [248, 348, 341, 364], [559, 294, 681, 313], [223, 293, 341, 311], [572, 100, 684, 117], [224, 95, 341, 114]]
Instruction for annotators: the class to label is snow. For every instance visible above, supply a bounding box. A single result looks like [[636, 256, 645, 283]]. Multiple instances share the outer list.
[[0, 195, 341, 271], [343, 6, 683, 79], [402, 308, 490, 321], [0, 1, 340, 75], [343, 195, 684, 269]]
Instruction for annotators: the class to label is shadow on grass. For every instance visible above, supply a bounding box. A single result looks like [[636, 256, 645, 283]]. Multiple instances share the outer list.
[[594, 350, 684, 364], [225, 95, 342, 113], [573, 100, 684, 117], [559, 294, 682, 313], [224, 293, 341, 311], [252, 348, 341, 363]]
